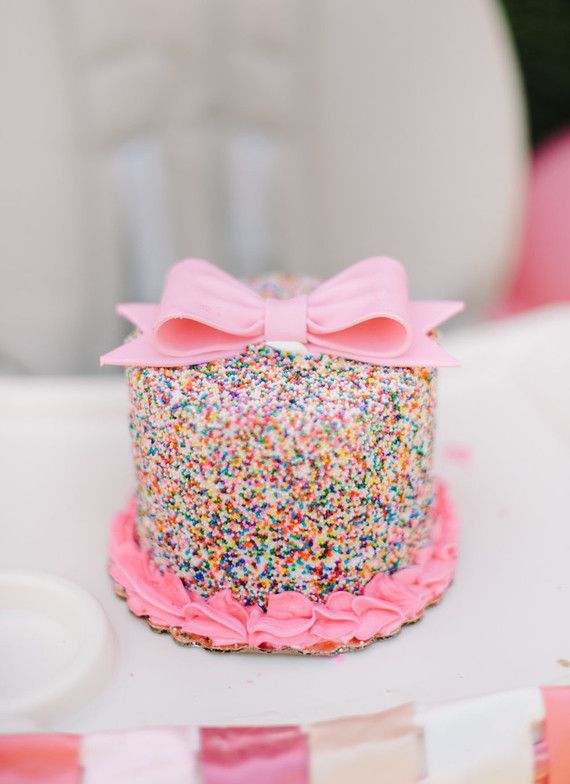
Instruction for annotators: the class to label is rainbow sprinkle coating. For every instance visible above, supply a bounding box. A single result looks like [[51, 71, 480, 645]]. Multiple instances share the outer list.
[[127, 277, 437, 608]]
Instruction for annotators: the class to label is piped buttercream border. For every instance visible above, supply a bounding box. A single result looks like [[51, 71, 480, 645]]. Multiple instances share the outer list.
[[109, 482, 458, 654]]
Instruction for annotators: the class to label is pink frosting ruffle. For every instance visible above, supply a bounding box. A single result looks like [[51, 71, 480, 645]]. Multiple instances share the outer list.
[[109, 483, 458, 652]]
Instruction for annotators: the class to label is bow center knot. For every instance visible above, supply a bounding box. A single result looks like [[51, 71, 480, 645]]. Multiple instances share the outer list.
[[264, 295, 308, 343]]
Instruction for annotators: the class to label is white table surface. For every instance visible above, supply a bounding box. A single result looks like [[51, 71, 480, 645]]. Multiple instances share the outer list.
[[1, 305, 569, 733]]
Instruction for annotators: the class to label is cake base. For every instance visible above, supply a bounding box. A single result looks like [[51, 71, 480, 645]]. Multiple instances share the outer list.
[[109, 483, 458, 656]]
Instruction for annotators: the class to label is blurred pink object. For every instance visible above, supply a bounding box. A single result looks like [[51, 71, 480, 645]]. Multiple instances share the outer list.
[[443, 443, 472, 465], [502, 131, 570, 314]]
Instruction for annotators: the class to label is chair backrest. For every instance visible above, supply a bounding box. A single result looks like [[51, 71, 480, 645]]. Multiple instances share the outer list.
[[0, 0, 526, 373]]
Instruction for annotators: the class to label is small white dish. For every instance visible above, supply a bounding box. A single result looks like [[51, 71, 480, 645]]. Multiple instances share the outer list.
[[0, 571, 113, 723]]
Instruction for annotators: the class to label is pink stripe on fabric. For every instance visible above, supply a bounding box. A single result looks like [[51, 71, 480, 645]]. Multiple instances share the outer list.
[[199, 726, 309, 784], [308, 705, 420, 784], [0, 734, 81, 784], [541, 687, 570, 784], [81, 727, 197, 784], [533, 738, 549, 783]]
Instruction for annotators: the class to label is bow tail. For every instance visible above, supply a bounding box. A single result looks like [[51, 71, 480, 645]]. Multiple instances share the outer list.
[[100, 333, 169, 366], [411, 301, 464, 333], [117, 303, 159, 332], [101, 335, 246, 367]]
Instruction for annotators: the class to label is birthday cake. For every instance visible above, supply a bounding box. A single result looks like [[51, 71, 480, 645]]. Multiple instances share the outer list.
[[102, 257, 462, 654]]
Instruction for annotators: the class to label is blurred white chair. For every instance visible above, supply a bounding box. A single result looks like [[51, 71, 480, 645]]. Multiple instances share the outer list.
[[0, 0, 526, 373]]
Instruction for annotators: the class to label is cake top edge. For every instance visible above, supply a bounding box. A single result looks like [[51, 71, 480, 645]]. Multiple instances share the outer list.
[[101, 257, 463, 369]]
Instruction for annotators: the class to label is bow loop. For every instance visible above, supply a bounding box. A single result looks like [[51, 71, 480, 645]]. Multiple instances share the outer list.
[[153, 259, 264, 356], [307, 257, 412, 358]]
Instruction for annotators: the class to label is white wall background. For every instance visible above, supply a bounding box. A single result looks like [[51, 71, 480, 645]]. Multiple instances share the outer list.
[[0, 0, 526, 373]]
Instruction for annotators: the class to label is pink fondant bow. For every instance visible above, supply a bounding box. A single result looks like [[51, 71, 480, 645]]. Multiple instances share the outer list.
[[101, 257, 463, 368]]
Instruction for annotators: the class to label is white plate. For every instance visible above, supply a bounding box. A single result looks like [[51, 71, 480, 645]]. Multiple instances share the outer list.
[[0, 571, 113, 723]]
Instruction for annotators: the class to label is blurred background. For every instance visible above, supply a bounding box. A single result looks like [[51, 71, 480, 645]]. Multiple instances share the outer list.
[[0, 0, 568, 374]]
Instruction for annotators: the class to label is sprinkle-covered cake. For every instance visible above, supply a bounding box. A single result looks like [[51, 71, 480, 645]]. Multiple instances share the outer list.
[[102, 257, 462, 654]]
